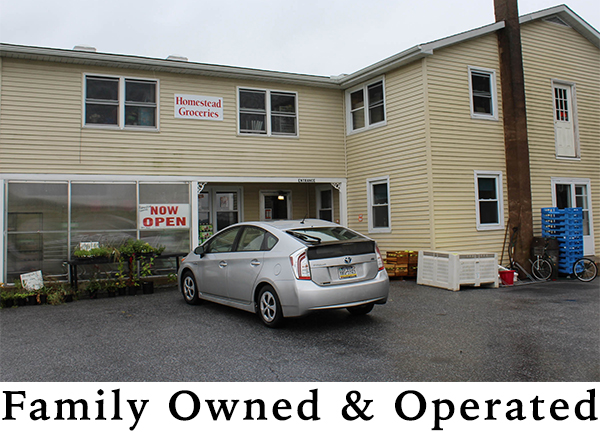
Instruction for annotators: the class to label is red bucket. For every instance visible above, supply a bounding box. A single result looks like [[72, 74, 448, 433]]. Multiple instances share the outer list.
[[499, 270, 515, 286]]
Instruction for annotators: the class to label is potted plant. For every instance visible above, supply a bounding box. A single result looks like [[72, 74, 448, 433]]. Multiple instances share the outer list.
[[1, 287, 15, 308], [85, 278, 102, 299], [140, 256, 155, 294]]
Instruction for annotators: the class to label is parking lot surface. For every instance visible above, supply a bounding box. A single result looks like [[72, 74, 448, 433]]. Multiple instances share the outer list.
[[1, 278, 598, 382]]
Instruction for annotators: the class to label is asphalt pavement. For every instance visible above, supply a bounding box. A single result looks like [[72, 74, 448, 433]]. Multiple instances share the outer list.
[[1, 277, 598, 382]]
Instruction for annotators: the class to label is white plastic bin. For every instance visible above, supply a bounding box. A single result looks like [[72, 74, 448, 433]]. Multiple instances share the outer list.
[[417, 250, 499, 291]]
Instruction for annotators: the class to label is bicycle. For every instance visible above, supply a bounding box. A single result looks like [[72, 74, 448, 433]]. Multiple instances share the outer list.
[[572, 257, 598, 282], [531, 240, 554, 281]]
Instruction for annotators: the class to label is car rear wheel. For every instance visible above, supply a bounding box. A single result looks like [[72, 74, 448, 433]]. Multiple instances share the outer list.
[[182, 271, 201, 305], [347, 302, 374, 316], [257, 285, 283, 328]]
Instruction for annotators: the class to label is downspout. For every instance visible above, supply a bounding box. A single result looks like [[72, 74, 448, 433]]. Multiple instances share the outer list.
[[494, 0, 534, 274]]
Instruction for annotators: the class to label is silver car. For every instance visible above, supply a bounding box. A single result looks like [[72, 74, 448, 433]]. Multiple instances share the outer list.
[[178, 219, 389, 327]]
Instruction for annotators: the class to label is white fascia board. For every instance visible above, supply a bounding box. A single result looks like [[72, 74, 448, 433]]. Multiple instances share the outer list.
[[520, 5, 599, 49], [0, 43, 340, 89]]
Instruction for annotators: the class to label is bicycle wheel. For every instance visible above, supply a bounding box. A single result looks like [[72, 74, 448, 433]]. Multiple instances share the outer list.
[[532, 258, 553, 281], [573, 258, 598, 282]]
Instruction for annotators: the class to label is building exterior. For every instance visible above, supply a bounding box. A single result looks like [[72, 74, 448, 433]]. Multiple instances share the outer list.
[[1, 4, 598, 283]]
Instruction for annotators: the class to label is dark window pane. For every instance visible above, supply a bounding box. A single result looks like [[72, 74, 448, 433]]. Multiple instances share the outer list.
[[352, 108, 365, 130], [373, 205, 389, 228], [86, 77, 118, 100], [239, 90, 266, 110], [373, 183, 388, 205], [271, 93, 295, 113], [319, 209, 333, 221], [351, 89, 364, 110], [125, 105, 156, 126], [479, 202, 499, 224], [368, 82, 384, 105], [271, 115, 296, 134], [139, 184, 190, 204], [238, 227, 266, 251], [473, 96, 492, 115], [478, 178, 497, 200], [126, 80, 155, 103], [472, 73, 491, 94], [86, 103, 118, 125], [320, 189, 332, 209], [369, 105, 385, 124], [240, 113, 266, 133]]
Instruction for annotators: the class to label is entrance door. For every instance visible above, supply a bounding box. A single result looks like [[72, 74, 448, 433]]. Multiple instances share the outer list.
[[552, 178, 595, 255], [260, 191, 291, 221]]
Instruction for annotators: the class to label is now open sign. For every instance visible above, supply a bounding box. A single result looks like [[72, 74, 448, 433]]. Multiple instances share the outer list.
[[139, 204, 190, 229]]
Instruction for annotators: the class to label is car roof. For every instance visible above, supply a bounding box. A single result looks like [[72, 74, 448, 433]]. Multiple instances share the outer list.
[[242, 219, 341, 231]]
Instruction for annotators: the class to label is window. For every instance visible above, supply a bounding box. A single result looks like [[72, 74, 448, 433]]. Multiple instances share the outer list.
[[552, 81, 579, 159], [475, 171, 504, 230], [367, 177, 391, 233], [238, 88, 297, 136], [468, 67, 498, 120], [206, 227, 240, 253], [346, 78, 386, 133], [85, 75, 158, 129], [316, 186, 334, 222]]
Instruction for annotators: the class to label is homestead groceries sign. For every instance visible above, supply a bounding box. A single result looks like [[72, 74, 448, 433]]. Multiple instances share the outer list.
[[139, 204, 190, 229], [175, 94, 223, 120]]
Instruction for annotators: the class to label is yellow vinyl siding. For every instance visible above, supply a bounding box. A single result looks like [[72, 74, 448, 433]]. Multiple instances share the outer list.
[[0, 58, 345, 178], [427, 33, 507, 254], [521, 20, 600, 254], [345, 61, 431, 253]]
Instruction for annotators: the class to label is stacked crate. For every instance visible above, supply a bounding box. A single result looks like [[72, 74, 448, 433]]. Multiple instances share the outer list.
[[541, 207, 584, 274], [384, 250, 418, 278]]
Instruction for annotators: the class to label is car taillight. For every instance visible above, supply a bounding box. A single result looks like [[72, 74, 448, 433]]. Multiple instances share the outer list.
[[290, 249, 311, 280], [376, 246, 384, 271]]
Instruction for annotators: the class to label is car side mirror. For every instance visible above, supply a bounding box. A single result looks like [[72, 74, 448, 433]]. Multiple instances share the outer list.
[[194, 246, 205, 257]]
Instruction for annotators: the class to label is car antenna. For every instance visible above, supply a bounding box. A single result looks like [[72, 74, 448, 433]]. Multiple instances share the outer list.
[[301, 214, 308, 224]]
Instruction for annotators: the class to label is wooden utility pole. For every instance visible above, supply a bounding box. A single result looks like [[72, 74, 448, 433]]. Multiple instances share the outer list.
[[494, 0, 533, 273]]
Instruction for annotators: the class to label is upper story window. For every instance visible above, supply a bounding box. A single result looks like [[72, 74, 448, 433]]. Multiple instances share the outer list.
[[85, 75, 158, 129], [238, 88, 297, 136], [468, 67, 498, 121], [346, 78, 386, 134]]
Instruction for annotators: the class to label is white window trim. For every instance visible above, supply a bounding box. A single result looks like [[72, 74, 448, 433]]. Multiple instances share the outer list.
[[551, 79, 580, 160], [82, 73, 160, 131], [345, 76, 387, 135], [474, 171, 504, 231], [367, 176, 391, 234], [468, 66, 498, 121], [237, 87, 299, 137]]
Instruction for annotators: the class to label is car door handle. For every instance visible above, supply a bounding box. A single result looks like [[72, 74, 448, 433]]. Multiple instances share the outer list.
[[250, 260, 261, 266], [219, 261, 228, 268]]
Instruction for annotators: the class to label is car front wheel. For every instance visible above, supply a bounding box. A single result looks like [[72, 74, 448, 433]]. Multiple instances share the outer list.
[[257, 285, 283, 328], [181, 271, 201, 305]]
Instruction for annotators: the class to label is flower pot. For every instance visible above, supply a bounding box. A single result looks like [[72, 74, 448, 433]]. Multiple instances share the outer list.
[[117, 287, 127, 296], [27, 295, 37, 305], [127, 285, 139, 296], [142, 281, 154, 294], [1, 298, 14, 308], [65, 294, 74, 303]]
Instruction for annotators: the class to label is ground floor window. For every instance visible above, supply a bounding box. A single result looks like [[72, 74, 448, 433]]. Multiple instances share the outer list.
[[552, 178, 594, 255], [367, 176, 391, 233], [474, 171, 504, 231], [4, 180, 190, 282]]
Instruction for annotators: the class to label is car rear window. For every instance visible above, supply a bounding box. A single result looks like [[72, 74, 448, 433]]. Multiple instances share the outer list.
[[287, 227, 362, 243]]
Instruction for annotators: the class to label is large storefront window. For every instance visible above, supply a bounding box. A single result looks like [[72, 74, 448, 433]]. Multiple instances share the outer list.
[[3, 180, 191, 282], [71, 183, 137, 250], [6, 182, 69, 281]]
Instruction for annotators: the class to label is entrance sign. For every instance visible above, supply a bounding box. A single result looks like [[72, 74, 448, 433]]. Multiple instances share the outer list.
[[174, 94, 223, 121], [139, 204, 190, 229]]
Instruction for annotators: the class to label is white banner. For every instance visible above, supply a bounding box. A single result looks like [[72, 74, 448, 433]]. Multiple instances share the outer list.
[[174, 94, 223, 121], [139, 204, 190, 229]]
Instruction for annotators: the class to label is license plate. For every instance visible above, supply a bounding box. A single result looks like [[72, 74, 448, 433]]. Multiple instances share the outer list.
[[339, 266, 357, 279]]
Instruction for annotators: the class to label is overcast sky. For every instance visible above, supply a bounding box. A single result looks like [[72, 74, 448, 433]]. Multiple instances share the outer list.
[[0, 0, 598, 76]]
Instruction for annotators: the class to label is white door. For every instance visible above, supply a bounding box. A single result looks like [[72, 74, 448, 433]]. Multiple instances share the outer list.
[[552, 178, 595, 255], [553, 84, 576, 158]]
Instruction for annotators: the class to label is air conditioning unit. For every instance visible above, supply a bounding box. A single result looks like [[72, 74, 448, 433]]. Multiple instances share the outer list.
[[417, 251, 499, 291]]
